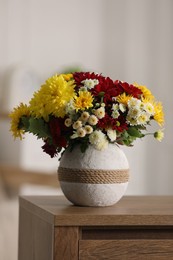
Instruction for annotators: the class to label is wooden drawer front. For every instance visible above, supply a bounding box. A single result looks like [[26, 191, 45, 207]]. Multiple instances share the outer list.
[[79, 239, 173, 260]]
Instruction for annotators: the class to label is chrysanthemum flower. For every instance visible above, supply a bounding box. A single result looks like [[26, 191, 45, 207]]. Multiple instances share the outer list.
[[112, 110, 120, 119], [29, 74, 75, 121], [77, 127, 86, 138], [73, 120, 82, 129], [9, 71, 165, 156], [126, 115, 138, 126], [116, 93, 132, 106], [94, 107, 105, 119], [128, 97, 141, 108], [61, 73, 73, 81], [80, 111, 90, 122], [73, 72, 103, 87], [74, 91, 93, 111], [88, 115, 98, 125], [127, 107, 141, 119], [136, 112, 150, 125], [134, 83, 154, 100], [84, 125, 93, 134], [9, 103, 30, 139], [143, 102, 155, 115], [64, 118, 72, 127], [115, 80, 142, 98], [89, 130, 108, 150], [111, 104, 120, 119], [154, 129, 164, 142], [81, 79, 99, 89], [153, 102, 164, 126]]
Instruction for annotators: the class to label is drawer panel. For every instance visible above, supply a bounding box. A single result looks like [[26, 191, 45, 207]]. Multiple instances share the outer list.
[[81, 226, 173, 240], [79, 239, 173, 260]]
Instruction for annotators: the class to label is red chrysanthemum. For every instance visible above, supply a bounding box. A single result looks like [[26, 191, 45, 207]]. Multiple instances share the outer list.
[[73, 72, 128, 104], [91, 77, 122, 104], [42, 140, 57, 158], [49, 117, 67, 148], [114, 80, 142, 98], [98, 114, 128, 132]]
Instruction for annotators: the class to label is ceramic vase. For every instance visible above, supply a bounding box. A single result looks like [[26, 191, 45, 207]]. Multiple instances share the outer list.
[[58, 144, 129, 207]]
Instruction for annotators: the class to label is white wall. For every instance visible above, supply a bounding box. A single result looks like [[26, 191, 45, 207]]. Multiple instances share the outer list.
[[102, 0, 173, 195], [0, 0, 172, 195]]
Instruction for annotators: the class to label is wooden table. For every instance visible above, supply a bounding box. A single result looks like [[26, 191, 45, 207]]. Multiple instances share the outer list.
[[18, 196, 173, 260]]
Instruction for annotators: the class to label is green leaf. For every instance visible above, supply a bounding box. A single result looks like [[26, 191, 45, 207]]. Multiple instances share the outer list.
[[127, 127, 144, 138], [20, 116, 30, 130], [29, 118, 50, 139]]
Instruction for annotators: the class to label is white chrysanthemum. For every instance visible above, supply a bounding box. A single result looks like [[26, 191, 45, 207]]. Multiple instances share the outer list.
[[82, 79, 99, 89], [77, 127, 86, 137], [94, 107, 105, 119], [65, 99, 75, 115], [143, 102, 155, 115], [126, 114, 138, 126], [89, 130, 108, 150], [111, 103, 120, 119], [64, 118, 72, 127], [139, 102, 145, 110], [154, 129, 164, 142], [128, 108, 141, 119], [112, 110, 120, 119], [136, 112, 150, 125], [73, 120, 82, 129], [84, 125, 93, 134], [126, 108, 149, 126], [88, 115, 98, 125], [107, 129, 117, 142], [112, 104, 119, 110], [128, 97, 141, 108], [93, 79, 99, 85], [80, 111, 90, 122]]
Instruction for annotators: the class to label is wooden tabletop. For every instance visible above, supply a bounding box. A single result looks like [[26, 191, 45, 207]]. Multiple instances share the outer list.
[[19, 195, 173, 226]]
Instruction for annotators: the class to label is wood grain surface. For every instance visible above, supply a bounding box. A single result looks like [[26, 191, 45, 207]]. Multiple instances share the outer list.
[[19, 195, 173, 226], [19, 196, 173, 260], [18, 207, 54, 260], [79, 239, 173, 260], [54, 227, 79, 260]]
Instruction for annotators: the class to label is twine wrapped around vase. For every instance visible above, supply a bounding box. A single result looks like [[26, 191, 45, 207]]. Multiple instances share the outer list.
[[58, 167, 129, 184]]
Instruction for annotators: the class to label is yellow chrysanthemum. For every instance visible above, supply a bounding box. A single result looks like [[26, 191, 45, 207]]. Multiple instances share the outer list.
[[9, 103, 30, 139], [142, 97, 152, 103], [142, 97, 164, 126], [74, 91, 93, 111], [29, 74, 75, 121], [116, 93, 132, 106], [134, 82, 154, 100], [61, 73, 73, 81], [153, 101, 164, 126]]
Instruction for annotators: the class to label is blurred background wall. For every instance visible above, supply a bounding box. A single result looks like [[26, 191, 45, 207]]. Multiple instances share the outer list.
[[0, 0, 172, 258], [0, 0, 172, 195]]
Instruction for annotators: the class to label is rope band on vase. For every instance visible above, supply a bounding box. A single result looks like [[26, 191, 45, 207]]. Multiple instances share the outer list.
[[58, 167, 129, 184]]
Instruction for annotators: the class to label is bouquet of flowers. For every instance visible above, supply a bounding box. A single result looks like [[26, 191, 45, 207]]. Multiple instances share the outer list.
[[10, 72, 164, 158]]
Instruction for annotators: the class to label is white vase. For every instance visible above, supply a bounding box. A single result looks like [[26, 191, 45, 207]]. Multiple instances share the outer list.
[[58, 143, 129, 207]]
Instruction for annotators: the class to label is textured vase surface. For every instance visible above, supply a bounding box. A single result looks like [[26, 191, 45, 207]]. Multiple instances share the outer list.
[[58, 144, 129, 207]]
